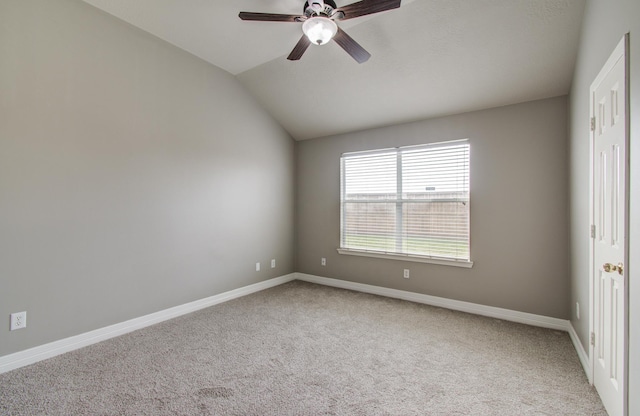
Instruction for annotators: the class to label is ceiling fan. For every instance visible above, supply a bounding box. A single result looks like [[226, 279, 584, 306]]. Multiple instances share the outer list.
[[239, 0, 401, 64]]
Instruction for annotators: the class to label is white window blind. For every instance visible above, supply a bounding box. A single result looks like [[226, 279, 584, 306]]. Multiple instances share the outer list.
[[340, 139, 470, 262]]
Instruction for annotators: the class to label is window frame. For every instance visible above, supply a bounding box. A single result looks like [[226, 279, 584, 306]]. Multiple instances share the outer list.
[[338, 139, 473, 268]]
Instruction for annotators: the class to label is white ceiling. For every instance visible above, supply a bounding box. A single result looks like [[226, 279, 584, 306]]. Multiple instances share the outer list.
[[82, 0, 586, 140]]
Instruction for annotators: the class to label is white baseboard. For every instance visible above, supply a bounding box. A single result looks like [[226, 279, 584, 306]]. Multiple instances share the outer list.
[[568, 321, 592, 383], [1, 272, 585, 378], [0, 274, 296, 374], [295, 273, 571, 332]]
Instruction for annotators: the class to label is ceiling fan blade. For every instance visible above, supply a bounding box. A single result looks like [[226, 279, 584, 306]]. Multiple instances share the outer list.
[[238, 12, 303, 22], [333, 28, 371, 63], [333, 0, 401, 21], [287, 35, 312, 61]]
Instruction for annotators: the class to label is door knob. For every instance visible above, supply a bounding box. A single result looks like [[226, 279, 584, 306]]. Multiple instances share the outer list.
[[603, 262, 624, 275]]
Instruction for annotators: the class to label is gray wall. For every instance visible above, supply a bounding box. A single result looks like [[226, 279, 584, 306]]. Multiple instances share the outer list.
[[568, 0, 640, 413], [296, 96, 569, 319], [0, 0, 295, 356]]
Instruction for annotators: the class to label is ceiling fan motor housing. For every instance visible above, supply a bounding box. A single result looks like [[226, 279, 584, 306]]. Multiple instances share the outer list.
[[304, 1, 338, 17]]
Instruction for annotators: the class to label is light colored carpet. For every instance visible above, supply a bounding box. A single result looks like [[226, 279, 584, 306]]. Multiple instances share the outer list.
[[0, 281, 606, 415]]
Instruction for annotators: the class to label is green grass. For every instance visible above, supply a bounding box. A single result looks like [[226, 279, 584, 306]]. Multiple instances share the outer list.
[[344, 234, 469, 259]]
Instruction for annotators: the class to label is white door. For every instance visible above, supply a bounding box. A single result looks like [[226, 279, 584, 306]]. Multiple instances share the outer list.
[[591, 36, 628, 416]]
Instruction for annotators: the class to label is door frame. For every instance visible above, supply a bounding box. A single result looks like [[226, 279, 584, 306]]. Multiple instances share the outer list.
[[588, 33, 630, 415]]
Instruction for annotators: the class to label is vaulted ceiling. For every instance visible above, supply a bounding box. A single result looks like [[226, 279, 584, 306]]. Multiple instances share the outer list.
[[82, 0, 586, 140]]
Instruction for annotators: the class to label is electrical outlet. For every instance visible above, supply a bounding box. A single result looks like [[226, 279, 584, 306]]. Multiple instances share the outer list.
[[321, 258, 326, 266], [403, 269, 410, 279], [256, 262, 261, 272], [10, 311, 27, 331], [271, 259, 276, 268], [576, 302, 580, 320]]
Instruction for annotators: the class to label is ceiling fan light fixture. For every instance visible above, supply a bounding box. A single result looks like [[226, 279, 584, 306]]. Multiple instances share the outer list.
[[302, 17, 337, 45]]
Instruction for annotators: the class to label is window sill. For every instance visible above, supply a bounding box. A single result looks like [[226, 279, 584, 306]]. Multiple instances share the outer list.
[[336, 248, 474, 268]]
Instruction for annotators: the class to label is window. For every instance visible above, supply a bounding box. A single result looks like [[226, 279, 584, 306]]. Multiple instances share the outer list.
[[339, 139, 471, 267]]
